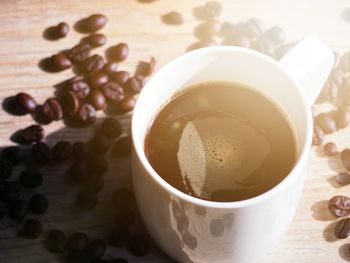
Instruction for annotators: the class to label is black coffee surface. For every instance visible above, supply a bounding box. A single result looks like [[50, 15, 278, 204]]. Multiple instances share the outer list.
[[145, 81, 297, 202]]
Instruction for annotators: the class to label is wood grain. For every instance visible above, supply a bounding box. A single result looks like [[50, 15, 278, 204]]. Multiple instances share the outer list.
[[0, 0, 350, 262]]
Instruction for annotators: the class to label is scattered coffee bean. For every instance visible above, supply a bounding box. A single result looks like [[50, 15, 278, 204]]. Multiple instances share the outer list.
[[22, 219, 42, 239], [15, 92, 37, 114], [67, 80, 91, 100], [113, 188, 134, 211], [83, 174, 104, 194], [86, 239, 107, 259], [204, 1, 222, 18], [108, 43, 129, 62], [193, 20, 221, 39], [315, 114, 337, 134], [67, 232, 89, 251], [336, 107, 350, 128], [0, 181, 21, 203], [72, 142, 89, 161], [81, 14, 108, 32], [81, 55, 105, 74], [42, 97, 63, 121], [329, 195, 350, 217], [0, 159, 12, 181], [87, 154, 108, 175], [89, 134, 110, 154], [19, 169, 43, 188], [2, 146, 25, 164], [324, 142, 338, 156], [82, 33, 107, 47], [67, 251, 90, 263], [101, 117, 123, 140], [76, 104, 97, 126], [56, 22, 69, 38], [127, 234, 150, 257], [68, 161, 89, 183], [29, 194, 49, 214], [112, 258, 128, 263], [70, 43, 92, 63], [32, 142, 51, 164], [312, 125, 325, 146], [88, 71, 109, 88], [336, 172, 350, 186], [46, 230, 67, 253], [60, 91, 80, 116], [77, 191, 97, 209], [115, 96, 136, 113], [46, 22, 69, 40], [9, 199, 28, 221], [88, 89, 106, 110], [18, 124, 44, 144], [335, 218, 350, 239], [161, 11, 184, 25], [52, 141, 73, 162], [103, 61, 118, 75], [109, 71, 129, 86], [51, 53, 72, 70], [341, 149, 350, 170], [264, 26, 285, 45], [135, 57, 156, 78], [111, 136, 131, 157], [102, 81, 124, 103]]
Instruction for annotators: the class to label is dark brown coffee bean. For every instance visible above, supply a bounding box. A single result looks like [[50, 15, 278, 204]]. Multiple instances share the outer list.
[[72, 142, 89, 161], [67, 81, 90, 100], [68, 251, 90, 263], [51, 53, 72, 70], [264, 26, 285, 45], [9, 199, 27, 221], [70, 43, 92, 63], [102, 82, 124, 103], [84, 14, 108, 32], [15, 93, 37, 113], [2, 146, 25, 164], [127, 234, 150, 257], [161, 11, 184, 25], [83, 174, 104, 194], [68, 232, 88, 251], [113, 188, 134, 211], [336, 172, 350, 186], [19, 169, 43, 189], [56, 22, 69, 38], [61, 91, 80, 116], [110, 227, 129, 247], [18, 125, 44, 144], [335, 218, 350, 239], [43, 98, 63, 121], [187, 39, 217, 51], [67, 75, 84, 84], [324, 142, 338, 156], [32, 142, 51, 164], [22, 219, 42, 239], [329, 196, 350, 217], [77, 104, 97, 126], [89, 134, 110, 154], [221, 35, 250, 48], [88, 90, 106, 110], [108, 43, 129, 62], [68, 161, 89, 183], [81, 33, 107, 47], [0, 159, 12, 181], [111, 136, 131, 157], [77, 191, 98, 209], [135, 57, 156, 78], [110, 71, 130, 85], [86, 239, 106, 259], [88, 71, 109, 88], [0, 181, 21, 203], [46, 230, 67, 253], [341, 149, 350, 170], [124, 76, 143, 94], [336, 107, 350, 129], [204, 1, 222, 18], [193, 20, 221, 39], [103, 61, 118, 75], [312, 125, 324, 146], [87, 154, 108, 175], [52, 141, 73, 162], [315, 113, 337, 134], [81, 55, 105, 74], [101, 118, 123, 140], [116, 96, 136, 113], [29, 194, 48, 214]]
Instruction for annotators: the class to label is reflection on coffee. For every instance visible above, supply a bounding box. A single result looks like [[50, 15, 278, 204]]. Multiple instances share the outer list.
[[145, 81, 297, 202]]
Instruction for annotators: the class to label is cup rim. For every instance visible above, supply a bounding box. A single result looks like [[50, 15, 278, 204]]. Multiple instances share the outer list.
[[131, 45, 313, 209]]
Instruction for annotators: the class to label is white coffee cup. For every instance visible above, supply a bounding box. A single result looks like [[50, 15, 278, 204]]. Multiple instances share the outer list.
[[131, 37, 334, 263]]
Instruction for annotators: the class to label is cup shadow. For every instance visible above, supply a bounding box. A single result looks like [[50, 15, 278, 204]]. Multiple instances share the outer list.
[[311, 200, 336, 221], [339, 243, 350, 261], [323, 220, 339, 242]]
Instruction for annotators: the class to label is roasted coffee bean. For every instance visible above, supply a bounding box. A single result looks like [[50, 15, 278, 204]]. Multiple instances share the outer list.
[[83, 174, 104, 194], [68, 161, 89, 183], [341, 149, 350, 171], [103, 61, 118, 75], [113, 188, 134, 211], [81, 33, 107, 47], [70, 43, 92, 63], [193, 20, 221, 39], [67, 81, 90, 100], [88, 90, 106, 110], [312, 125, 324, 146], [187, 39, 217, 51], [18, 125, 44, 144], [47, 230, 67, 253], [127, 234, 150, 257], [32, 142, 51, 164], [0, 204, 5, 222], [219, 21, 238, 37], [329, 196, 350, 217], [102, 81, 124, 103], [68, 251, 90, 263], [67, 232, 88, 251], [110, 71, 130, 85], [0, 159, 12, 181], [60, 91, 80, 116], [77, 104, 97, 126], [87, 154, 108, 175], [161, 11, 184, 25], [221, 35, 250, 48], [89, 134, 110, 154], [111, 136, 131, 157], [56, 22, 69, 38], [43, 98, 63, 121], [0, 181, 21, 203], [101, 117, 123, 140], [67, 75, 84, 85], [77, 191, 98, 209], [9, 199, 27, 221], [335, 218, 350, 239], [110, 227, 129, 247], [82, 14, 108, 32], [336, 107, 350, 129], [86, 239, 106, 259], [315, 113, 337, 134], [2, 146, 25, 164], [19, 169, 43, 188], [15, 92, 37, 113], [264, 26, 285, 45], [51, 53, 72, 70], [72, 142, 89, 161], [88, 71, 109, 88], [81, 55, 105, 74], [324, 142, 337, 156], [22, 219, 42, 239], [135, 57, 156, 78], [29, 194, 49, 214], [124, 76, 143, 94], [336, 172, 350, 186], [52, 141, 73, 162], [204, 1, 222, 18], [112, 258, 128, 263], [108, 43, 129, 62]]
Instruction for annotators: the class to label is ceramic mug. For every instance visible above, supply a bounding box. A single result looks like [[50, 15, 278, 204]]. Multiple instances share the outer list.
[[131, 37, 334, 263]]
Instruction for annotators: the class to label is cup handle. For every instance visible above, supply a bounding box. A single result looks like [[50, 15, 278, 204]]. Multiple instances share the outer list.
[[279, 37, 334, 106]]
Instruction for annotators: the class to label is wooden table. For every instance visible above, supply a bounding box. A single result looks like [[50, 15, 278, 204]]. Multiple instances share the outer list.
[[0, 0, 350, 262]]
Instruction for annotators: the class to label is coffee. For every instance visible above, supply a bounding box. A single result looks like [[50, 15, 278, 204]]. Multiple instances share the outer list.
[[145, 81, 297, 202]]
